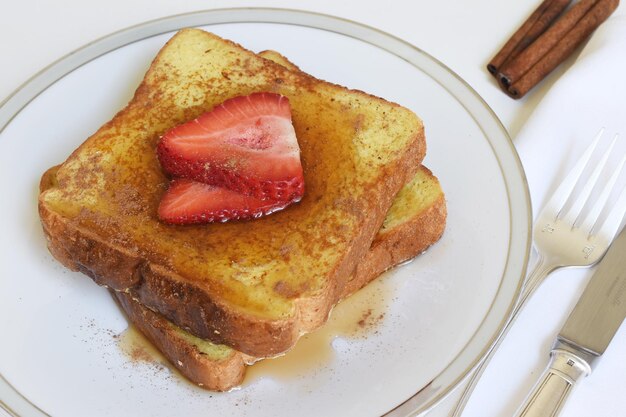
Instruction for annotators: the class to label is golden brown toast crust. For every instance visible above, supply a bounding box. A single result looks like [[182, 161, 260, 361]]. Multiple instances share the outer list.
[[39, 197, 298, 355], [347, 167, 446, 297], [38, 29, 426, 357], [114, 291, 249, 392]]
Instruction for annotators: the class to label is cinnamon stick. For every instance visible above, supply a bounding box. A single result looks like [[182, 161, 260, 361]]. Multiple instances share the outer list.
[[505, 0, 619, 98], [488, 0, 572, 75], [499, 0, 601, 88]]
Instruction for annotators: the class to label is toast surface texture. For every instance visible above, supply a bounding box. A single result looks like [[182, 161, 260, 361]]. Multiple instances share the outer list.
[[114, 165, 446, 391], [38, 29, 426, 356]]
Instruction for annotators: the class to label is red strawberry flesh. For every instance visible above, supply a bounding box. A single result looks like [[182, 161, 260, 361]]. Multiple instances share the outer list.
[[158, 179, 293, 225], [158, 92, 304, 202]]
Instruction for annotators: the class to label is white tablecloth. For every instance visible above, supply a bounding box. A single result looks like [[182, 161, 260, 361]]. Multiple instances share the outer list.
[[2, 1, 625, 416]]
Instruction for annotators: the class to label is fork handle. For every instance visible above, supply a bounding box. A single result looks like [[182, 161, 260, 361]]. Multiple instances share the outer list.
[[514, 349, 591, 417]]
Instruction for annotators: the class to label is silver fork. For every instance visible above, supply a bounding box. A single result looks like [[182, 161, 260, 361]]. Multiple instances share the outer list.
[[451, 129, 626, 417]]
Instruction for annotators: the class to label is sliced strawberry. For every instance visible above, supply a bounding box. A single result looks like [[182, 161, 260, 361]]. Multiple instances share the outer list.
[[158, 179, 293, 225], [157, 92, 304, 202]]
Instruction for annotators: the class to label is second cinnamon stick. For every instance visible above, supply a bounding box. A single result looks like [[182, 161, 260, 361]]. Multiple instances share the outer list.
[[490, 0, 572, 75], [507, 0, 619, 98], [498, 0, 601, 88]]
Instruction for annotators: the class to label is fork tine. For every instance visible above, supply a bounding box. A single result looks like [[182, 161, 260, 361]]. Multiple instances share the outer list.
[[546, 128, 604, 219], [580, 146, 625, 233], [562, 133, 618, 225], [595, 183, 626, 242]]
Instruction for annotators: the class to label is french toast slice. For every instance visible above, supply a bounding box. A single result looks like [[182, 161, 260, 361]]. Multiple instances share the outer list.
[[38, 28, 426, 357], [113, 165, 446, 391], [108, 51, 446, 391]]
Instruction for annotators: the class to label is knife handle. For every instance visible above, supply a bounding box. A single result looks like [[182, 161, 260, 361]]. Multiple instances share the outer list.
[[514, 349, 591, 417]]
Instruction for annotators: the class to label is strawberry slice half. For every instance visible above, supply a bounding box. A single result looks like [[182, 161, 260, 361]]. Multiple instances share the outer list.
[[158, 179, 292, 225], [157, 92, 304, 203]]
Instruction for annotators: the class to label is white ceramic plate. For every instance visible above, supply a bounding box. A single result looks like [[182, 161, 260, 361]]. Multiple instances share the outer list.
[[0, 9, 530, 417]]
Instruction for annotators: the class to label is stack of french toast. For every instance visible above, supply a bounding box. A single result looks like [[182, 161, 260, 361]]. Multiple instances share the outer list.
[[38, 28, 446, 391]]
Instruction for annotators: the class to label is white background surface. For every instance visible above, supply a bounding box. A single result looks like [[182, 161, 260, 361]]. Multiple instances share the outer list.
[[2, 1, 625, 417]]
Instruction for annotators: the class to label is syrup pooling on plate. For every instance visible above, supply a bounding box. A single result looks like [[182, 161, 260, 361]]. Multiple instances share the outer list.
[[244, 273, 392, 385], [116, 325, 167, 366]]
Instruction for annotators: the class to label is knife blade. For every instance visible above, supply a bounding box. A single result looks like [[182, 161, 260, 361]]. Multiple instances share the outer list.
[[558, 225, 626, 357], [514, 226, 626, 417]]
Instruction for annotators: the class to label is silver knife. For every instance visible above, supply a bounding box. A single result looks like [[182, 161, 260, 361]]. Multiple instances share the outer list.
[[514, 226, 626, 417]]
